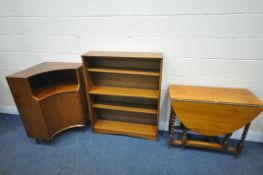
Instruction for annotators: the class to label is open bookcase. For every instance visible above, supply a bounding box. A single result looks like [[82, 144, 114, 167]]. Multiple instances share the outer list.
[[82, 51, 163, 140]]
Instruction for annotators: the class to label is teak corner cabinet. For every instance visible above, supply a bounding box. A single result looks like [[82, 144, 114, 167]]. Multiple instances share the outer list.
[[6, 62, 88, 142], [82, 51, 163, 140]]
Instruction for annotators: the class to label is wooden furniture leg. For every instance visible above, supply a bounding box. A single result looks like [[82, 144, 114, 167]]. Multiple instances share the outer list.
[[222, 133, 232, 149], [182, 124, 188, 149], [236, 123, 251, 157], [171, 122, 252, 157], [169, 108, 176, 147], [168, 109, 172, 134]]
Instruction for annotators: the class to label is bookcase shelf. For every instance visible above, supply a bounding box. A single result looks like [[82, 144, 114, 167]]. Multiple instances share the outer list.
[[94, 120, 157, 140], [92, 102, 158, 114], [82, 51, 163, 140], [88, 86, 159, 99], [87, 67, 160, 76]]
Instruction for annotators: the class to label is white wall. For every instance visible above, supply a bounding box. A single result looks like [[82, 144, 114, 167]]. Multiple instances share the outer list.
[[1, 0, 263, 142]]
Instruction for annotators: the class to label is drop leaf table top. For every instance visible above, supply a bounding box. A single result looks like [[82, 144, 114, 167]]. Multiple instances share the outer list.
[[169, 85, 263, 136]]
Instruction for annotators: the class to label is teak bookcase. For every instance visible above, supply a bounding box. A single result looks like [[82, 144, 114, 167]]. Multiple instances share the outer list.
[[82, 51, 163, 140], [6, 62, 88, 142]]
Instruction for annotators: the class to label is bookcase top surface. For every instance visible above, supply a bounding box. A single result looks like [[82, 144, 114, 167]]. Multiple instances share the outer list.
[[7, 62, 82, 78], [82, 51, 163, 59]]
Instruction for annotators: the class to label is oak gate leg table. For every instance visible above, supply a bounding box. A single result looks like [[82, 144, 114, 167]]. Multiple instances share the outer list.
[[168, 85, 263, 157]]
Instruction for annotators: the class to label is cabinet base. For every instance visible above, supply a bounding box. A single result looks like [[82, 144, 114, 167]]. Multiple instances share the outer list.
[[33, 124, 86, 144], [93, 120, 157, 141], [50, 124, 86, 140], [94, 129, 157, 141]]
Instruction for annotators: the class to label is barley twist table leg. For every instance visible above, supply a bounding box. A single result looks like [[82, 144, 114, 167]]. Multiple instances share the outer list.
[[236, 122, 251, 157], [182, 124, 188, 149], [169, 108, 176, 147], [222, 133, 232, 149]]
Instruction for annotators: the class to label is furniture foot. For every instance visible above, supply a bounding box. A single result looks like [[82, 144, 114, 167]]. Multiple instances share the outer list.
[[169, 136, 174, 148]]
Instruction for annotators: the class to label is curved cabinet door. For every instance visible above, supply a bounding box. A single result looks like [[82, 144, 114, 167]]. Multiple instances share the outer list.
[[40, 92, 86, 138]]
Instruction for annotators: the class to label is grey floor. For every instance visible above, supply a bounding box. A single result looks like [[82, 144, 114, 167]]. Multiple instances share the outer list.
[[0, 113, 263, 175]]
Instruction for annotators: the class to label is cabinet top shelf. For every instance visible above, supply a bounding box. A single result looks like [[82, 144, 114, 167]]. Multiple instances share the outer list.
[[82, 51, 163, 59], [33, 84, 79, 101], [7, 62, 81, 78], [88, 86, 159, 99]]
